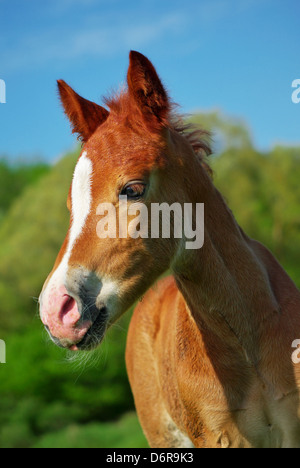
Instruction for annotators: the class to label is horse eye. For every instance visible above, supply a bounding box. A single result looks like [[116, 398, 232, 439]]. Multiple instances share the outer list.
[[121, 182, 146, 199]]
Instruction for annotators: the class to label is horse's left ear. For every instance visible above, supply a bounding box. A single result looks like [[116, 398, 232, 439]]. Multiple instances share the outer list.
[[127, 51, 171, 132], [57, 80, 109, 142]]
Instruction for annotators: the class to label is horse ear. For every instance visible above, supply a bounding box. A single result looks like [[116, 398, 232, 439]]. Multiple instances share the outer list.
[[127, 51, 171, 132], [57, 80, 109, 142]]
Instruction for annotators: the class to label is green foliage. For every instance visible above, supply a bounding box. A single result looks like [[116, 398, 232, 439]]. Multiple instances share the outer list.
[[0, 150, 79, 332], [0, 315, 139, 448], [0, 112, 299, 448], [189, 110, 253, 152], [33, 413, 148, 448], [0, 158, 49, 224]]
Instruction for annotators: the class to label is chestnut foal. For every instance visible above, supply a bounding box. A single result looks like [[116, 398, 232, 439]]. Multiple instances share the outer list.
[[40, 51, 300, 448]]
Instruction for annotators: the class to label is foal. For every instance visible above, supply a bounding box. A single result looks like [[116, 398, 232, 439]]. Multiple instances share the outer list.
[[40, 51, 300, 448]]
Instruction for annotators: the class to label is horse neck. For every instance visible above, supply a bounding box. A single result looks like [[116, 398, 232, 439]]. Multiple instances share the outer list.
[[171, 169, 280, 367]]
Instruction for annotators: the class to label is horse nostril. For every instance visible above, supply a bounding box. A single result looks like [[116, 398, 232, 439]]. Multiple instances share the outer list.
[[62, 295, 75, 314], [59, 295, 80, 327]]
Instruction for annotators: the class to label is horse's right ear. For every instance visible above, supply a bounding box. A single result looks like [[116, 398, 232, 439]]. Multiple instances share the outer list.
[[57, 80, 109, 143]]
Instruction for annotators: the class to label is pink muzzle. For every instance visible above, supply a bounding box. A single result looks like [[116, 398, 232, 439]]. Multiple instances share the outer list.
[[40, 284, 92, 348]]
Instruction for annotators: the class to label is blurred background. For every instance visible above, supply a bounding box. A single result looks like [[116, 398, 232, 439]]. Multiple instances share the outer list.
[[0, 0, 299, 448]]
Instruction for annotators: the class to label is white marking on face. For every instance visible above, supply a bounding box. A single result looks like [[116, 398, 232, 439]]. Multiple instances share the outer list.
[[68, 151, 93, 252], [58, 150, 93, 270], [40, 151, 93, 308]]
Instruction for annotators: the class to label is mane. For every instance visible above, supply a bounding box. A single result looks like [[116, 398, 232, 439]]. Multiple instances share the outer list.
[[170, 111, 213, 176], [104, 89, 213, 176]]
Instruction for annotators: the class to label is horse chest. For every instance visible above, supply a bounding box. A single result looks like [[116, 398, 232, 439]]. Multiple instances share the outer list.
[[195, 387, 300, 448]]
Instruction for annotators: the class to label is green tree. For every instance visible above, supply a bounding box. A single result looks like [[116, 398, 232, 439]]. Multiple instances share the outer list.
[[0, 150, 79, 332], [0, 158, 49, 223]]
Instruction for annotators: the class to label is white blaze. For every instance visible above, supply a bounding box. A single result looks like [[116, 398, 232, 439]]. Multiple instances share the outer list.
[[40, 151, 120, 326], [69, 151, 93, 254], [40, 152, 93, 307]]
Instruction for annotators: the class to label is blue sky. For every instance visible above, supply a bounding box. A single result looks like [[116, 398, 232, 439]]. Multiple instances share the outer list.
[[0, 0, 299, 161]]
